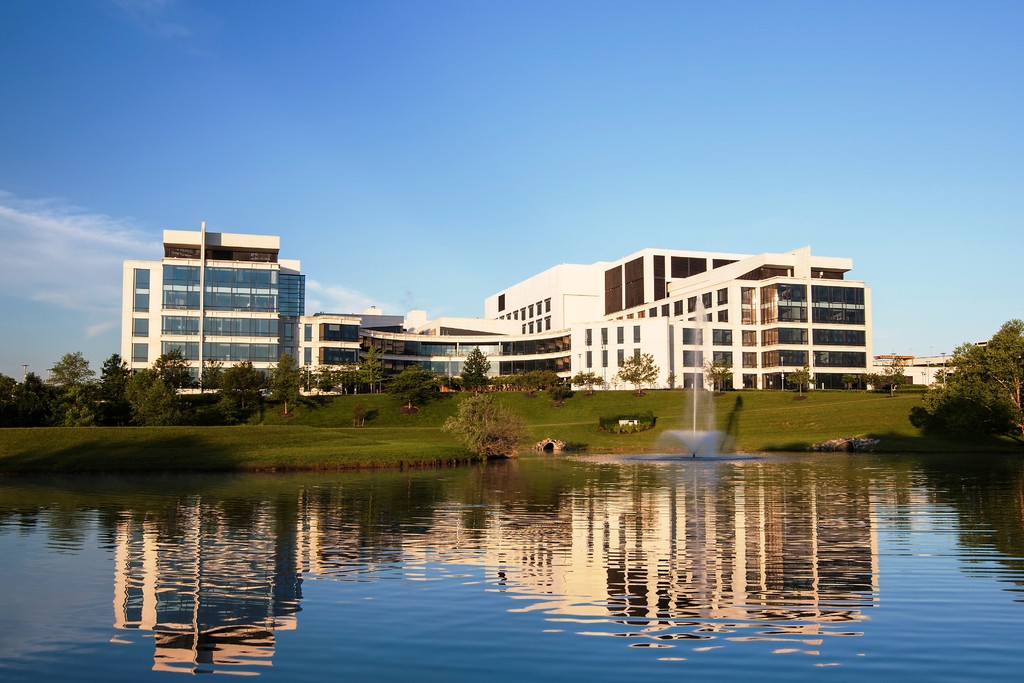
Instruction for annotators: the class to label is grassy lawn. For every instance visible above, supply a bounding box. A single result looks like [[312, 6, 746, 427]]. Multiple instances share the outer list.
[[1, 389, 1018, 474]]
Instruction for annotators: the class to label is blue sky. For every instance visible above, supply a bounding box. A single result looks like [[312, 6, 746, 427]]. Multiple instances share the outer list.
[[1, 0, 1021, 378]]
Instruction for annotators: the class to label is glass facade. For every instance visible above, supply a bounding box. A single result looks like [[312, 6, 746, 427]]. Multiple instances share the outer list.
[[760, 283, 807, 324], [761, 349, 808, 368], [279, 274, 305, 316], [204, 267, 277, 312], [321, 323, 359, 342], [813, 329, 866, 345], [205, 317, 279, 337], [203, 342, 280, 362], [321, 348, 360, 365], [162, 316, 200, 335], [811, 286, 866, 324], [162, 265, 201, 310], [813, 351, 867, 367], [761, 328, 808, 345]]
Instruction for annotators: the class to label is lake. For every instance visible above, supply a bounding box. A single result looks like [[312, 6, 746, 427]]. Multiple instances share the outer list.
[[1, 452, 1023, 681]]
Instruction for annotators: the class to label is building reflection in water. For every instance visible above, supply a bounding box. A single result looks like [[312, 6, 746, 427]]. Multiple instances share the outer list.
[[111, 497, 302, 675], [110, 460, 879, 672]]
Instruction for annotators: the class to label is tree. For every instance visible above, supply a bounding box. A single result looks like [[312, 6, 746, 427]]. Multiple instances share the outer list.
[[461, 347, 491, 392], [387, 366, 439, 409], [866, 357, 908, 397], [201, 359, 224, 391], [154, 348, 195, 389], [98, 354, 131, 426], [841, 373, 862, 390], [12, 372, 55, 426], [786, 363, 812, 396], [0, 373, 16, 427], [316, 368, 338, 393], [360, 345, 383, 393], [126, 370, 181, 426], [704, 359, 733, 392], [47, 351, 95, 390], [442, 393, 525, 458], [271, 352, 302, 416], [667, 372, 678, 389], [911, 320, 1024, 438], [616, 353, 660, 395], [55, 385, 97, 426], [571, 371, 602, 395], [220, 361, 264, 413]]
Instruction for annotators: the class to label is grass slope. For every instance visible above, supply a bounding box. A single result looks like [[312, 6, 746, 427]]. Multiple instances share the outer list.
[[1, 390, 1018, 474]]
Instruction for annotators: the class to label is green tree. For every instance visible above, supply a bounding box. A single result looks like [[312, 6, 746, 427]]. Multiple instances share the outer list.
[[841, 373, 862, 390], [461, 347, 491, 391], [911, 320, 1024, 437], [361, 345, 383, 393], [442, 393, 525, 458], [387, 366, 439, 409], [0, 373, 19, 427], [220, 361, 265, 413], [154, 348, 195, 389], [316, 368, 338, 393], [12, 372, 55, 426], [616, 353, 660, 395], [571, 371, 602, 395], [47, 351, 95, 390], [201, 359, 224, 391], [786, 363, 812, 395], [271, 352, 302, 416], [704, 359, 733, 392], [55, 385, 97, 426], [98, 354, 131, 425], [866, 357, 909, 397], [126, 370, 181, 426]]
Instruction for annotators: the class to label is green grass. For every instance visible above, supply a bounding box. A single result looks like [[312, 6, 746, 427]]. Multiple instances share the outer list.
[[1, 389, 1019, 474]]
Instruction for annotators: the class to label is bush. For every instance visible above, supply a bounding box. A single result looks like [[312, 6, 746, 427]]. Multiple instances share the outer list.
[[443, 394, 525, 458], [599, 411, 656, 434]]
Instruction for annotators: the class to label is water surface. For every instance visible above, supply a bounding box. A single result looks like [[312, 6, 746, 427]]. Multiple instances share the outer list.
[[1, 453, 1023, 681]]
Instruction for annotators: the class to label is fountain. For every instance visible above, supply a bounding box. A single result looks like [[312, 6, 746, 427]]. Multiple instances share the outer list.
[[658, 300, 732, 457]]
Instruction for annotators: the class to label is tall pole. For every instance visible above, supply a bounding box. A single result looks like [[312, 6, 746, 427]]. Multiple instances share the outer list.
[[198, 221, 206, 390]]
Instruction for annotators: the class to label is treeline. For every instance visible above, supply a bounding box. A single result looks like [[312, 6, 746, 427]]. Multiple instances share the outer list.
[[0, 350, 310, 428]]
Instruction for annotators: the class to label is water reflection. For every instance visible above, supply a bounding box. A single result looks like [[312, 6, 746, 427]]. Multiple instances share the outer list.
[[2, 453, 1024, 679]]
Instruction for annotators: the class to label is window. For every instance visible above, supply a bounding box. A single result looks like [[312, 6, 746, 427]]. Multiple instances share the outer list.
[[702, 292, 712, 309], [600, 328, 608, 345], [131, 343, 148, 363], [498, 294, 505, 312], [601, 350, 608, 367], [682, 328, 703, 345], [617, 349, 625, 365], [585, 329, 592, 346], [662, 304, 669, 317], [633, 326, 641, 343], [616, 327, 624, 344], [682, 350, 704, 367], [545, 298, 551, 313], [688, 296, 697, 313], [545, 317, 551, 331], [132, 318, 149, 337], [649, 308, 657, 318], [529, 322, 535, 334], [742, 352, 758, 368], [741, 330, 757, 346], [133, 268, 150, 312], [283, 323, 294, 342], [813, 329, 866, 345], [529, 304, 535, 318], [304, 347, 312, 366], [713, 351, 733, 365], [712, 329, 733, 346], [813, 351, 867, 367], [717, 288, 728, 305], [674, 301, 684, 316], [586, 350, 592, 368], [304, 324, 312, 342], [717, 310, 729, 322]]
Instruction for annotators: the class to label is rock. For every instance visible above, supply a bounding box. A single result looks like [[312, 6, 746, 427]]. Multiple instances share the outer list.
[[810, 436, 880, 452], [534, 438, 570, 454]]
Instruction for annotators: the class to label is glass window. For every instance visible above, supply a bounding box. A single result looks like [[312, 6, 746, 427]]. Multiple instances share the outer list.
[[717, 288, 728, 305], [687, 296, 697, 313], [662, 304, 670, 317], [545, 317, 551, 331], [682, 328, 703, 345], [713, 351, 733, 365], [633, 326, 641, 343], [702, 292, 712, 309], [617, 349, 624, 365], [131, 343, 148, 363], [585, 329, 592, 346], [283, 323, 294, 342], [529, 304, 535, 318], [742, 352, 757, 368], [742, 330, 757, 346], [600, 328, 608, 345], [529, 322, 535, 334], [601, 350, 608, 367], [616, 327, 624, 344], [304, 324, 312, 342], [586, 350, 592, 368], [717, 310, 729, 322], [712, 329, 733, 346], [545, 298, 551, 313], [132, 318, 148, 337], [304, 347, 312, 366]]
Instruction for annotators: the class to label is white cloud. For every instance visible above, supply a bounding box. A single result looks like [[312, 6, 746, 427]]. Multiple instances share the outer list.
[[305, 279, 397, 316], [109, 0, 193, 39], [0, 192, 158, 324]]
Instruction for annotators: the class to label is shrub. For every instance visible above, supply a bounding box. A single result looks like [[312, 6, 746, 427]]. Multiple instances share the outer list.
[[443, 394, 525, 458], [599, 411, 656, 434]]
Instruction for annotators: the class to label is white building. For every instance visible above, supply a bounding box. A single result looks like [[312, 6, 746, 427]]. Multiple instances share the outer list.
[[121, 226, 304, 379], [123, 230, 872, 391]]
